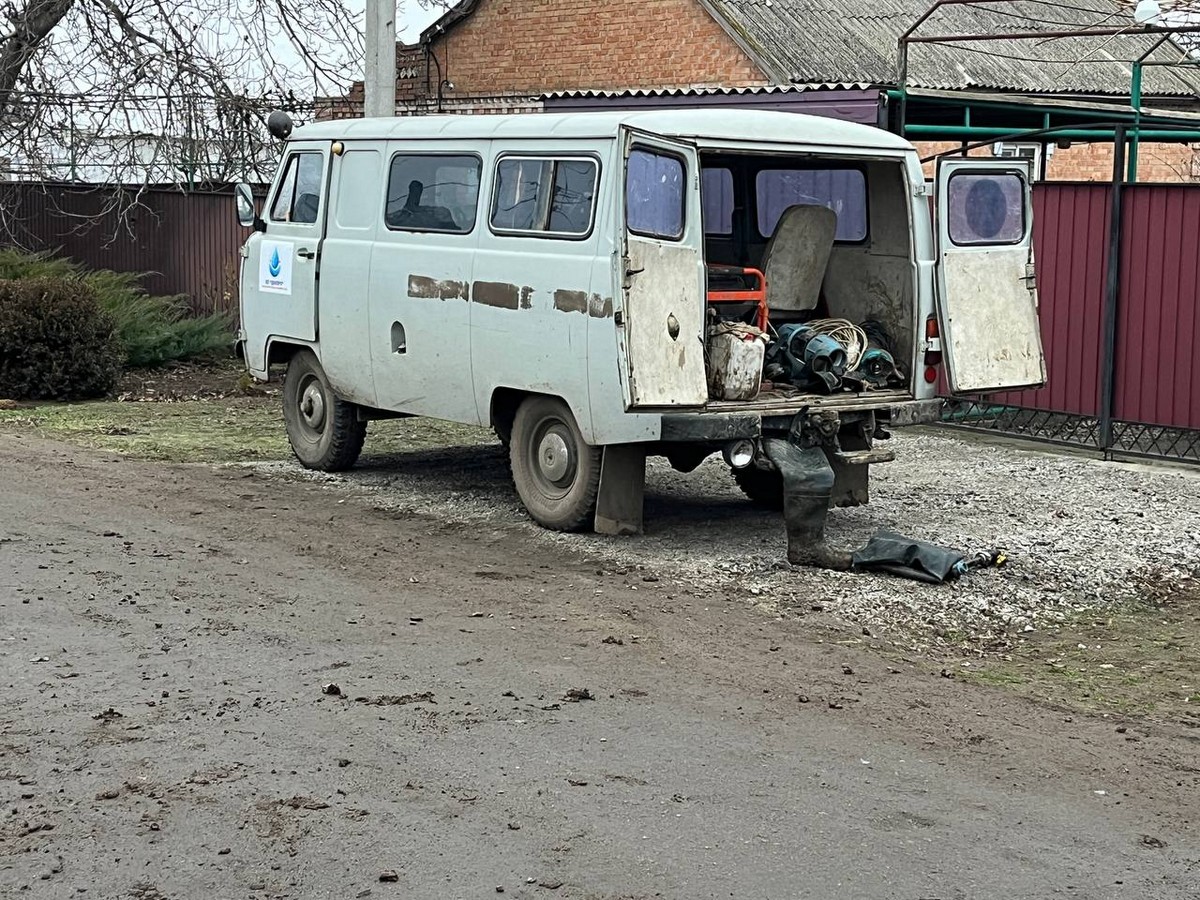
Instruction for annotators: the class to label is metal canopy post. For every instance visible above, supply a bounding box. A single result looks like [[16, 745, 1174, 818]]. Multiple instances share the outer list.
[[1100, 126, 1127, 456]]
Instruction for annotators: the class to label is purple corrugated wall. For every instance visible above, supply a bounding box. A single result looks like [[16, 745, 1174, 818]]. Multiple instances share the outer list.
[[1116, 185, 1200, 431], [0, 184, 247, 317]]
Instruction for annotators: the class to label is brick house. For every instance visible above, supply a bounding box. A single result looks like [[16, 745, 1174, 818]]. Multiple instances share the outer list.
[[331, 0, 1200, 182]]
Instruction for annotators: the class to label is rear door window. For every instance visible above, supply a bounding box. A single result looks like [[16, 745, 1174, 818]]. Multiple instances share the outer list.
[[756, 168, 867, 242], [946, 172, 1026, 245], [626, 148, 685, 240]]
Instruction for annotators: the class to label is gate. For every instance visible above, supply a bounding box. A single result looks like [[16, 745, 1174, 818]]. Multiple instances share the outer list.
[[944, 181, 1200, 464]]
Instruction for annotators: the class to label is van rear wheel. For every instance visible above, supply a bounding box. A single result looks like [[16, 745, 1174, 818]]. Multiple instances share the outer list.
[[510, 396, 601, 532], [283, 351, 366, 472], [733, 466, 785, 511]]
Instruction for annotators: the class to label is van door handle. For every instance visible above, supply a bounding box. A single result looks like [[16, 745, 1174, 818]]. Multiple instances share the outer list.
[[297, 248, 316, 260]]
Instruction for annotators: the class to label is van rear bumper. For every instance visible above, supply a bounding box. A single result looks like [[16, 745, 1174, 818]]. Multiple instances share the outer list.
[[659, 398, 944, 442]]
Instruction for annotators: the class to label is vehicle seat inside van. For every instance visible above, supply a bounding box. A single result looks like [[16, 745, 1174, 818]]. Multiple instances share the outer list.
[[760, 204, 837, 314], [387, 179, 460, 231]]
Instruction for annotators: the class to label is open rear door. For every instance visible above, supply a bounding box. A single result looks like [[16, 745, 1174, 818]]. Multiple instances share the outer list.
[[619, 129, 707, 408], [934, 158, 1046, 394]]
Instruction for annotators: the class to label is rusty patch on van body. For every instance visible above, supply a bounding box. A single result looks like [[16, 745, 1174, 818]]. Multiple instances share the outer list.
[[554, 290, 588, 314], [408, 275, 469, 301], [588, 295, 614, 318], [519, 286, 534, 310], [472, 281, 521, 310]]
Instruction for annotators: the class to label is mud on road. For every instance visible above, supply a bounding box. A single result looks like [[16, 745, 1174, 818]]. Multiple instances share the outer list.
[[2, 433, 1199, 900]]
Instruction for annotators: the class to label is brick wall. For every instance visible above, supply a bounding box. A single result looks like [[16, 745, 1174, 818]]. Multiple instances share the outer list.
[[410, 0, 767, 101], [916, 140, 1199, 182]]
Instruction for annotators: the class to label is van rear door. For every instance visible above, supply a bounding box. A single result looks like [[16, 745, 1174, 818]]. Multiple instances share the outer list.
[[620, 129, 707, 408], [934, 158, 1046, 394]]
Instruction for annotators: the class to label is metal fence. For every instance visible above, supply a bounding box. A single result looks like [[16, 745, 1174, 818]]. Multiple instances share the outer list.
[[945, 181, 1200, 464], [0, 183, 252, 317], [3, 179, 1198, 462]]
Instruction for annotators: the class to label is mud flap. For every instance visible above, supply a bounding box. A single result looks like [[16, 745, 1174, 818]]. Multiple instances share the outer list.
[[594, 444, 646, 536], [762, 437, 851, 570]]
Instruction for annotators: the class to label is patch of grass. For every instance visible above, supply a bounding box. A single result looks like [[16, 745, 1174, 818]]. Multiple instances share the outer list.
[[959, 589, 1200, 722], [0, 396, 493, 464]]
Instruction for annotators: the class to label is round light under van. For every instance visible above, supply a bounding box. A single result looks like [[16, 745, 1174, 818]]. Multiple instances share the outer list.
[[723, 439, 756, 469]]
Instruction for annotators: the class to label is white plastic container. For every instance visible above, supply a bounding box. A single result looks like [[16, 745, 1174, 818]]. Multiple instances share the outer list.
[[707, 329, 765, 401]]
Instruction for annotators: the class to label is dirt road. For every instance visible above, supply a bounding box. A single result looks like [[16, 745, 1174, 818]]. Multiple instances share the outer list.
[[2, 433, 1197, 899]]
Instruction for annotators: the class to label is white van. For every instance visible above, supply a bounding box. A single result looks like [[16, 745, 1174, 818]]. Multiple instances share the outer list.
[[235, 109, 1045, 566]]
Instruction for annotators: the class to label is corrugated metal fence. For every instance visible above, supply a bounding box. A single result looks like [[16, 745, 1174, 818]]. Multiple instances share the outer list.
[[0, 184, 249, 317], [949, 182, 1200, 462], [2, 181, 1197, 460]]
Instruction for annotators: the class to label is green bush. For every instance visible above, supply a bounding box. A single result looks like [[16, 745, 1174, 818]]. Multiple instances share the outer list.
[[0, 278, 124, 400], [0, 249, 230, 368]]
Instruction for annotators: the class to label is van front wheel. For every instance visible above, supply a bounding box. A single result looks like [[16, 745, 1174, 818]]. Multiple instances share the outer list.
[[283, 351, 366, 472], [510, 396, 601, 532]]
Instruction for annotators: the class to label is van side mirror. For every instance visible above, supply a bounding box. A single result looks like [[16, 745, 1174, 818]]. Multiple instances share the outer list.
[[236, 182, 265, 232]]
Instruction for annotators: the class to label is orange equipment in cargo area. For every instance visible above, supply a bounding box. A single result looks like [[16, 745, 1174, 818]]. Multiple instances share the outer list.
[[706, 265, 769, 333]]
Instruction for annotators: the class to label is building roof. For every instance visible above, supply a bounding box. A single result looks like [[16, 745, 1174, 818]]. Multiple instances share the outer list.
[[294, 108, 913, 151], [700, 0, 1200, 95]]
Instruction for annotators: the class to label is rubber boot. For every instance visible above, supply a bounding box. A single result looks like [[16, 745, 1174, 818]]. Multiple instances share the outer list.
[[762, 437, 852, 571]]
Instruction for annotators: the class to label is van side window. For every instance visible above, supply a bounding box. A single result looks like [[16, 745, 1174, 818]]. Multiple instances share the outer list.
[[756, 169, 867, 242], [270, 152, 324, 225], [490, 157, 598, 237], [702, 167, 734, 235], [626, 148, 685, 241], [386, 154, 481, 234]]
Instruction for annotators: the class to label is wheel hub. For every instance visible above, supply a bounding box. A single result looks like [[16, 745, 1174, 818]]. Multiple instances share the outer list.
[[538, 431, 573, 484], [299, 381, 326, 431]]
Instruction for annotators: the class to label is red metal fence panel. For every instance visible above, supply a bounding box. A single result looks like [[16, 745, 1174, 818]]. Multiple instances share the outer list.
[[1116, 185, 1200, 431], [0, 184, 246, 317], [988, 183, 1110, 416]]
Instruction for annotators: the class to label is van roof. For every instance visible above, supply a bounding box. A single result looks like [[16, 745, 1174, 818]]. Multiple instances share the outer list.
[[293, 109, 913, 153]]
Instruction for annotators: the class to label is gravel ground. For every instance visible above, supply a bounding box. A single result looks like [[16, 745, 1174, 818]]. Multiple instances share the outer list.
[[252, 428, 1200, 652]]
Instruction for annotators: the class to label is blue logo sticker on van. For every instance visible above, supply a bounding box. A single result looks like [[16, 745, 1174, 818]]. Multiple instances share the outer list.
[[269, 247, 282, 277]]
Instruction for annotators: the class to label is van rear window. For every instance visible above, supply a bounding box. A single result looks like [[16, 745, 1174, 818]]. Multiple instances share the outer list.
[[386, 154, 481, 234], [626, 148, 685, 240], [490, 157, 598, 238], [946, 172, 1026, 246]]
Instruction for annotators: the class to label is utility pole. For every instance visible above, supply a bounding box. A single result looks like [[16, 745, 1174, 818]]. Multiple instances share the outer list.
[[364, 0, 397, 118]]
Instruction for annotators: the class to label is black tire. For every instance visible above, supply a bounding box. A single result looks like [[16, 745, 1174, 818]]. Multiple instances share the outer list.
[[733, 465, 785, 511], [282, 351, 366, 472], [510, 396, 601, 532]]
